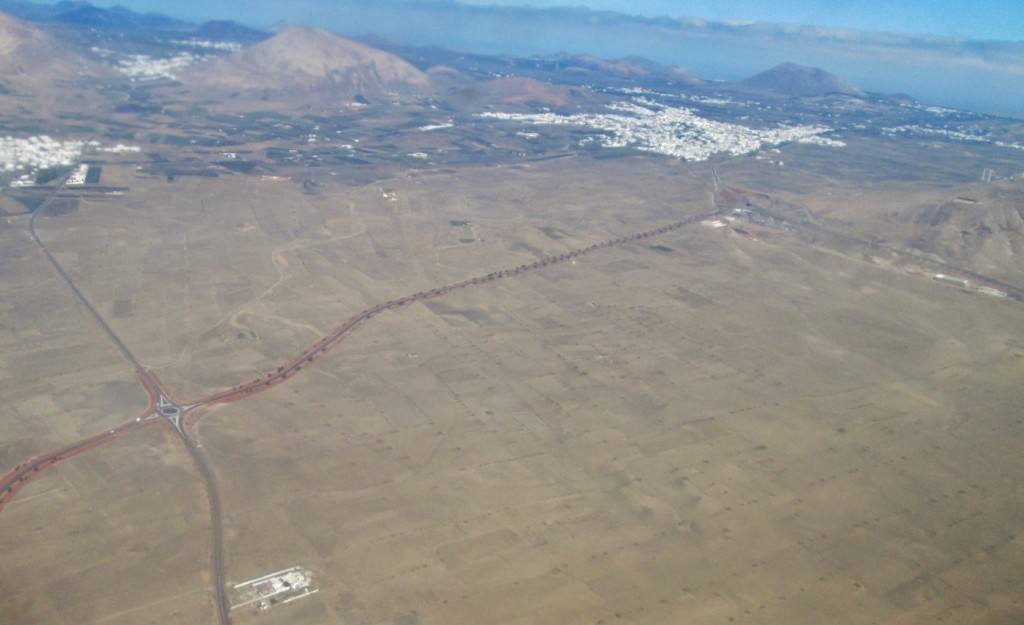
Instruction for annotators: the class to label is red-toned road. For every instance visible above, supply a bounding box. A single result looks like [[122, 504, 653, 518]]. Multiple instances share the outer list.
[[0, 185, 718, 625], [194, 210, 718, 409], [1, 207, 719, 512]]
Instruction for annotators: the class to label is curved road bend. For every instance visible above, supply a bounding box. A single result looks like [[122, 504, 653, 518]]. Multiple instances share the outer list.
[[0, 419, 153, 510], [7, 189, 721, 623], [20, 185, 232, 625], [194, 209, 720, 408], [10, 173, 1016, 624]]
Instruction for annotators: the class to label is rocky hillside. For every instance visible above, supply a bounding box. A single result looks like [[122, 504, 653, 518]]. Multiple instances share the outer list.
[[184, 25, 430, 97], [908, 186, 1024, 283]]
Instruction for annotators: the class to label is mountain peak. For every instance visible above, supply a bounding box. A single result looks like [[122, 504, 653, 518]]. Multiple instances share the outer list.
[[740, 62, 865, 97], [184, 25, 429, 97]]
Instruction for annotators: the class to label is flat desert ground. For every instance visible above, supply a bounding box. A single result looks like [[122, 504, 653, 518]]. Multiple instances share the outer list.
[[1, 150, 1023, 625]]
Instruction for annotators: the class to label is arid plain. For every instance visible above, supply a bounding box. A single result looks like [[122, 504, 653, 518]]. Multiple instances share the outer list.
[[2, 137, 1023, 625]]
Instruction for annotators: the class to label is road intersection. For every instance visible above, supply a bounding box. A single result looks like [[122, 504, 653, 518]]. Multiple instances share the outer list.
[[0, 174, 722, 622], [9, 171, 1017, 623]]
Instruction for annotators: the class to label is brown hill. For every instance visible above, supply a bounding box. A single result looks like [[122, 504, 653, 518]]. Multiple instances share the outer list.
[[740, 62, 864, 97], [482, 76, 581, 108], [184, 25, 430, 97], [0, 11, 90, 78], [0, 11, 45, 56], [907, 187, 1024, 283], [0, 10, 109, 114], [555, 54, 704, 85], [444, 75, 594, 112]]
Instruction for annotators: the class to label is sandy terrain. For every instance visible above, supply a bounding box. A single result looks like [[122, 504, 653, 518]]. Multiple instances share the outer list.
[[2, 147, 1022, 625]]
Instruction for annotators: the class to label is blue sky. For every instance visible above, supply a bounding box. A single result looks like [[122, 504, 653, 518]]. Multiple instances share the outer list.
[[97, 0, 1024, 41]]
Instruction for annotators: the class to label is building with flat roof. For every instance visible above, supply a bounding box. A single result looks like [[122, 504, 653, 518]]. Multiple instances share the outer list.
[[934, 273, 969, 288]]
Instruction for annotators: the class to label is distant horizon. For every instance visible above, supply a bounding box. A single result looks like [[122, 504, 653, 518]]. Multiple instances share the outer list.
[[43, 0, 1024, 117], [90, 0, 1024, 42], [458, 0, 1024, 42]]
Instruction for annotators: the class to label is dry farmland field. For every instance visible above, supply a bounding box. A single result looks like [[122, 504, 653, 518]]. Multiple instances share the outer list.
[[2, 148, 1023, 625]]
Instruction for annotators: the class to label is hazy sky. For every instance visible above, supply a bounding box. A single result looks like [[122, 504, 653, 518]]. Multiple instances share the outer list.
[[460, 0, 1024, 41], [96, 0, 1024, 41], [86, 0, 1024, 115]]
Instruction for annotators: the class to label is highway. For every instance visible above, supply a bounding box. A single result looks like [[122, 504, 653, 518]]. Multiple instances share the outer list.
[[5, 183, 233, 625], [1, 183, 719, 623], [6, 170, 1021, 624], [27, 186, 166, 397], [178, 421, 231, 625]]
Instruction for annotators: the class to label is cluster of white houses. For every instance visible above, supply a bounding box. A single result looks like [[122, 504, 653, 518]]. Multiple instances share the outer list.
[[115, 52, 206, 81], [2, 136, 140, 187], [481, 97, 845, 161], [2, 136, 85, 187], [884, 124, 1024, 154]]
